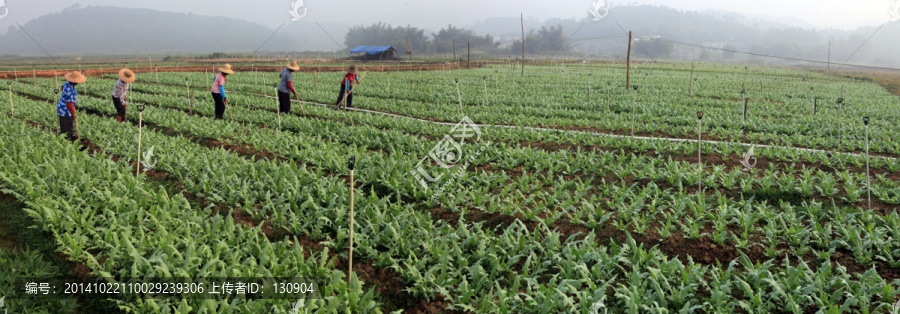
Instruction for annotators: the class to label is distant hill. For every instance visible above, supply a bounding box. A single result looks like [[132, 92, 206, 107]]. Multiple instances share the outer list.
[[0, 5, 304, 55]]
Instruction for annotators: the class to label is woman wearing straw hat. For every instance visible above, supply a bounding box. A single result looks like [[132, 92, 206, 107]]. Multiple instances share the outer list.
[[211, 64, 235, 119], [57, 71, 86, 141], [335, 65, 360, 109], [112, 68, 136, 123], [277, 61, 300, 113]]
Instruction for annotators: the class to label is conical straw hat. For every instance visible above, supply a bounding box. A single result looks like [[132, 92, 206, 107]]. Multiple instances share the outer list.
[[219, 63, 235, 74], [64, 71, 86, 84], [118, 68, 136, 83], [287, 61, 300, 71]]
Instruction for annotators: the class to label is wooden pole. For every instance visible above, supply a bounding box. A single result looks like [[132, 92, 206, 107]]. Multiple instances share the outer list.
[[606, 82, 610, 111], [189, 91, 194, 116], [455, 79, 464, 117], [452, 40, 456, 62], [864, 117, 871, 209], [626, 31, 632, 89], [631, 88, 637, 136], [689, 62, 694, 96], [33, 67, 36, 84], [467, 40, 471, 69], [347, 156, 356, 282], [8, 83, 13, 116], [743, 98, 749, 122], [697, 111, 703, 203], [314, 70, 318, 89], [521, 13, 525, 77], [136, 111, 143, 176]]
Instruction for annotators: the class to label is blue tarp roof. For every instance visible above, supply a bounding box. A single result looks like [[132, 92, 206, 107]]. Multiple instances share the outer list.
[[349, 46, 397, 55]]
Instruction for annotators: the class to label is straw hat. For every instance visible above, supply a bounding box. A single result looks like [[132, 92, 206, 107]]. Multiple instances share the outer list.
[[118, 68, 136, 83], [218, 64, 235, 74], [64, 71, 87, 84], [348, 65, 358, 74], [286, 61, 300, 71]]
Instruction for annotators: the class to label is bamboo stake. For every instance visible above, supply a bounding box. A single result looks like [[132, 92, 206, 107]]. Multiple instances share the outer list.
[[136, 106, 144, 176], [33, 67, 36, 84], [347, 156, 356, 282], [455, 79, 464, 117], [689, 62, 694, 96], [697, 111, 703, 203], [606, 82, 611, 111], [189, 91, 194, 116], [864, 117, 871, 210], [483, 76, 488, 106], [8, 82, 14, 116], [314, 70, 318, 89], [631, 85, 638, 136]]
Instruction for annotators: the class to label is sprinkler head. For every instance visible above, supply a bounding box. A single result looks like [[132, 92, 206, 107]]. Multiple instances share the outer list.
[[697, 111, 703, 120], [588, 73, 592, 77], [863, 117, 869, 125], [54, 89, 59, 95], [693, 78, 697, 82], [837, 98, 844, 104], [632, 85, 639, 91], [347, 156, 356, 170], [606, 81, 610, 86], [137, 104, 145, 112], [482, 76, 486, 80], [6, 81, 10, 86], [455, 79, 458, 84]]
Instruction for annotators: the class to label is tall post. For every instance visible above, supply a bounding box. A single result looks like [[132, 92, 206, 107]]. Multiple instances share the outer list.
[[467, 40, 471, 69], [697, 111, 704, 203], [452, 40, 456, 62], [838, 97, 844, 152], [7, 82, 13, 116], [521, 13, 525, 77], [689, 62, 694, 96], [626, 31, 632, 90], [136, 105, 145, 176], [864, 117, 871, 210], [347, 156, 356, 282]]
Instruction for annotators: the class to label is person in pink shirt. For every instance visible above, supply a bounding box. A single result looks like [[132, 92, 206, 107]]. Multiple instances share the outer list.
[[211, 64, 234, 119]]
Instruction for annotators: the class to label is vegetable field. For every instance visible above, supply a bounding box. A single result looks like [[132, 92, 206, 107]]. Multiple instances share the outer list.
[[2, 61, 900, 313]]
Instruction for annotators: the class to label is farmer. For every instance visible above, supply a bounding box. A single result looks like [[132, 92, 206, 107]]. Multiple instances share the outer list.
[[277, 61, 300, 113], [112, 68, 136, 123], [335, 65, 360, 109], [57, 71, 86, 141], [211, 64, 234, 119]]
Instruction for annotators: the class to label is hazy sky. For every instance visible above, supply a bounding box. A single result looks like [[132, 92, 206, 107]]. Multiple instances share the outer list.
[[0, 0, 896, 34]]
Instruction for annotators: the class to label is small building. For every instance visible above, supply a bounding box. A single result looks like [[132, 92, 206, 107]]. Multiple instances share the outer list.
[[349, 46, 398, 61]]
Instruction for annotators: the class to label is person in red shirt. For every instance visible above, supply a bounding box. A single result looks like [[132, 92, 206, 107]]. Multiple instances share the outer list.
[[335, 65, 360, 109]]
